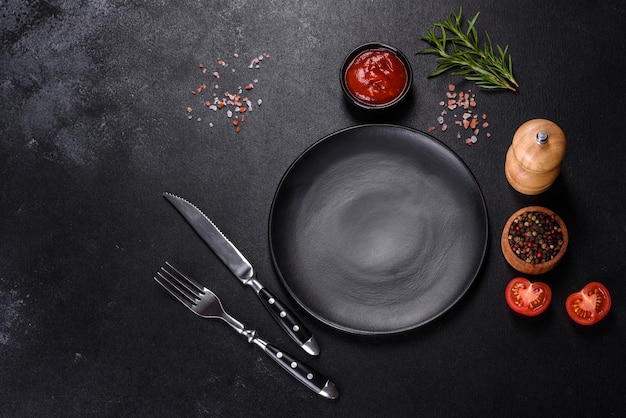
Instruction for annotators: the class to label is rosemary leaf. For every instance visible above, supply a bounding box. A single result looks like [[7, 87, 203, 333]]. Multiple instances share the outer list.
[[417, 7, 519, 92]]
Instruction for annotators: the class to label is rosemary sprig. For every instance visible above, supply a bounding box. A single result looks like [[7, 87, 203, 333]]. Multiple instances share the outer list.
[[417, 7, 519, 92]]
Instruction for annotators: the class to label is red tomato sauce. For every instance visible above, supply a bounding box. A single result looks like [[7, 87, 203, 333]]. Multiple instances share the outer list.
[[344, 49, 408, 106]]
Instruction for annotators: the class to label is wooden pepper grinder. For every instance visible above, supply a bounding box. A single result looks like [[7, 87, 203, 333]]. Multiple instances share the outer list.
[[505, 119, 566, 195]]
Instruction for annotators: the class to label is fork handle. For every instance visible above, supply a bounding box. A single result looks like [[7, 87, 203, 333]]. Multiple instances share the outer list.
[[262, 342, 339, 400], [257, 288, 320, 356]]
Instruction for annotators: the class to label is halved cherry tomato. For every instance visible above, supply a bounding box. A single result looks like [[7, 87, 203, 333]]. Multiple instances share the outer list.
[[505, 277, 552, 316], [565, 282, 611, 326]]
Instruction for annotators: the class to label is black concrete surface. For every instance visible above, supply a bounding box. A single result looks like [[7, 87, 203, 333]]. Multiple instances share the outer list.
[[2, 1, 626, 416]]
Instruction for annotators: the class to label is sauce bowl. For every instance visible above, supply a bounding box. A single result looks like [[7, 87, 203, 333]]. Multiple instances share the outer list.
[[340, 42, 413, 111]]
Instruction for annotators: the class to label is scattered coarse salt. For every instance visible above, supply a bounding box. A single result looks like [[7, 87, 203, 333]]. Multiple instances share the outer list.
[[185, 52, 271, 133], [249, 57, 260, 69], [430, 83, 492, 146]]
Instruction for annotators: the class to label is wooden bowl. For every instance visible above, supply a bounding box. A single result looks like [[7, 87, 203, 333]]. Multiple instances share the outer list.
[[501, 206, 568, 275]]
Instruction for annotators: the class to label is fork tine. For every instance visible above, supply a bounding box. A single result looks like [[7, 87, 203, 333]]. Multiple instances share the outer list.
[[164, 261, 205, 293], [159, 264, 203, 298], [154, 271, 198, 310]]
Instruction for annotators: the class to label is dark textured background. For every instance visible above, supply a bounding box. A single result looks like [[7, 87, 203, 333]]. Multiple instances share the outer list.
[[2, 1, 626, 416]]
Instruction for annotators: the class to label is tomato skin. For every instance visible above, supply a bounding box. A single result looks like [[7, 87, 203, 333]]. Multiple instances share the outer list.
[[505, 277, 552, 316], [565, 282, 611, 326]]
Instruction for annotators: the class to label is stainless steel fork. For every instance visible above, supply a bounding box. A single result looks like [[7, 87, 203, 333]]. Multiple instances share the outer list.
[[153, 262, 339, 400]]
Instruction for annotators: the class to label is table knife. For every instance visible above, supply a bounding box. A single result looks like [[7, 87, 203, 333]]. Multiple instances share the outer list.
[[163, 192, 320, 356]]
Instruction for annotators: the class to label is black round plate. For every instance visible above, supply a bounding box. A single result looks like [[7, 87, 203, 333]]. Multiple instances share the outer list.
[[269, 125, 488, 334]]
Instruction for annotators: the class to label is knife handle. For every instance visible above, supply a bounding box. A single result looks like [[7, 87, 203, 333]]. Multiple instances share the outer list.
[[263, 343, 339, 400], [257, 287, 320, 356]]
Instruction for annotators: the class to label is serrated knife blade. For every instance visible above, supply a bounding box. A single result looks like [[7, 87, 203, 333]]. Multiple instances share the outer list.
[[163, 192, 320, 356]]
